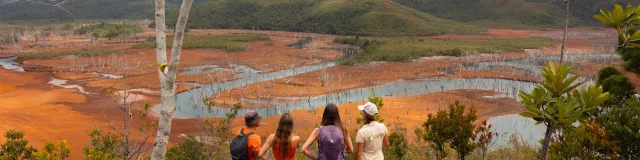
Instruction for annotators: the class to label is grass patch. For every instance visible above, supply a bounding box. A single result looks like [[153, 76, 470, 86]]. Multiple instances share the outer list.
[[336, 37, 556, 65], [18, 49, 120, 59], [132, 34, 270, 52], [75, 23, 143, 38]]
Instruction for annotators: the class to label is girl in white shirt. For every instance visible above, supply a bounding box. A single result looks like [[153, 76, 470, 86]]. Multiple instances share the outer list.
[[355, 102, 389, 160]]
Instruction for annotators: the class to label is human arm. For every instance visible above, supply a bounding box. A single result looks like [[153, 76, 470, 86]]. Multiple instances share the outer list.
[[355, 143, 364, 160], [355, 130, 364, 160], [383, 135, 390, 149], [301, 128, 319, 160], [258, 134, 274, 160], [383, 125, 390, 148], [248, 134, 262, 160], [344, 130, 354, 153]]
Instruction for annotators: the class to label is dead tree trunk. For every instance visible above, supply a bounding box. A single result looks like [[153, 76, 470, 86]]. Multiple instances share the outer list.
[[150, 0, 193, 159], [560, 0, 569, 63]]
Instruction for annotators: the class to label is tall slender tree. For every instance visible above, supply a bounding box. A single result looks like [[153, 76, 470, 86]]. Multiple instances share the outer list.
[[560, 0, 569, 63], [151, 0, 194, 159]]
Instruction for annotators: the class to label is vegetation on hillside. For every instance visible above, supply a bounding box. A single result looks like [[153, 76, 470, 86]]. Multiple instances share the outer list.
[[181, 0, 485, 36], [0, 0, 160, 21], [132, 34, 270, 52], [394, 0, 570, 29], [335, 37, 555, 65], [75, 23, 143, 38]]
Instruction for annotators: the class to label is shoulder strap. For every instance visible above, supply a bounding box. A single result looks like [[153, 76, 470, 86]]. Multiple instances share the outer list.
[[239, 128, 245, 136], [246, 132, 255, 136]]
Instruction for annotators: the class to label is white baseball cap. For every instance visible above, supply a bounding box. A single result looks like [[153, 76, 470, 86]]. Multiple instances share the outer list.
[[357, 102, 378, 115]]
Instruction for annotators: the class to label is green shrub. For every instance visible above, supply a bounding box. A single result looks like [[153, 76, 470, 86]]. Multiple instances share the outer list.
[[75, 23, 143, 38], [133, 34, 269, 52], [597, 66, 623, 84], [549, 121, 620, 160], [166, 136, 212, 160], [416, 101, 477, 160], [336, 37, 554, 65], [33, 140, 71, 160], [595, 97, 640, 159], [0, 130, 37, 159], [385, 124, 409, 160], [600, 75, 636, 101]]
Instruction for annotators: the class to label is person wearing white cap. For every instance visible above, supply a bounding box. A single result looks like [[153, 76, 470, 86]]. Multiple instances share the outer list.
[[355, 102, 389, 160]]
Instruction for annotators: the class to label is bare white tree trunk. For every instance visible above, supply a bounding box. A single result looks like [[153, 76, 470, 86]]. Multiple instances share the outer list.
[[151, 0, 193, 159]]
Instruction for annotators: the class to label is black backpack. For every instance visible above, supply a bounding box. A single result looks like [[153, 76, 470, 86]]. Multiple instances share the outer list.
[[230, 128, 255, 160]]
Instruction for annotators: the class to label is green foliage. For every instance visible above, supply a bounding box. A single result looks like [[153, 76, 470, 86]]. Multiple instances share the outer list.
[[132, 34, 269, 52], [394, 0, 570, 29], [180, 0, 485, 36], [202, 102, 243, 159], [336, 37, 555, 65], [0, 0, 160, 21], [18, 49, 120, 59], [75, 23, 143, 38], [595, 3, 640, 73], [549, 121, 620, 160], [600, 75, 636, 101], [0, 130, 37, 160], [595, 97, 640, 159], [82, 129, 120, 160], [519, 61, 610, 159], [596, 65, 635, 102], [486, 134, 539, 159], [385, 123, 408, 160], [597, 66, 623, 84], [416, 101, 478, 160], [166, 136, 211, 160], [33, 140, 71, 160]]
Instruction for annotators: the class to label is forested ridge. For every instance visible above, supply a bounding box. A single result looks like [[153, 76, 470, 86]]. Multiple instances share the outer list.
[[0, 0, 633, 35]]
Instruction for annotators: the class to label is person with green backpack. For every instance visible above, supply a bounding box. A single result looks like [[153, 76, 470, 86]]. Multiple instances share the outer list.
[[231, 111, 263, 160]]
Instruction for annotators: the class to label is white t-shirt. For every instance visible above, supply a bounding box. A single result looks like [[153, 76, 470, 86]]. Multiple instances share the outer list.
[[356, 122, 389, 160]]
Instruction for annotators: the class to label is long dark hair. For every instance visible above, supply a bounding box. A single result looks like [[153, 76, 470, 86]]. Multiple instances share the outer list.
[[363, 111, 376, 124], [321, 104, 347, 136], [275, 113, 294, 158]]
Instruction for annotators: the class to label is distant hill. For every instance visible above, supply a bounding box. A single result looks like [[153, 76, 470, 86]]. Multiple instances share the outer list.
[[181, 0, 485, 36], [393, 0, 570, 29], [0, 0, 156, 20], [0, 0, 635, 35], [523, 0, 640, 25]]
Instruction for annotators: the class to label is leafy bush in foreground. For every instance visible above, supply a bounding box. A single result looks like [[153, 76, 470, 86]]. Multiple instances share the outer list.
[[416, 101, 477, 160]]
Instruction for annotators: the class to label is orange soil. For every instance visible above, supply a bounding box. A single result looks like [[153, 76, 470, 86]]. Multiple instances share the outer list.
[[172, 90, 524, 144], [211, 57, 541, 108], [54, 72, 101, 80], [0, 28, 629, 158]]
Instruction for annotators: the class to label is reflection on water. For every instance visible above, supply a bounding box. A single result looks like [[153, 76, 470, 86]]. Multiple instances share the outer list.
[[0, 56, 25, 72], [154, 62, 337, 117], [488, 114, 545, 148], [48, 78, 92, 94], [169, 78, 538, 118]]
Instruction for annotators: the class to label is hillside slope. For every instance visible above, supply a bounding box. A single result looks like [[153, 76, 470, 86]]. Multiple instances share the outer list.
[[393, 0, 571, 29], [0, 0, 155, 20], [183, 0, 485, 36]]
